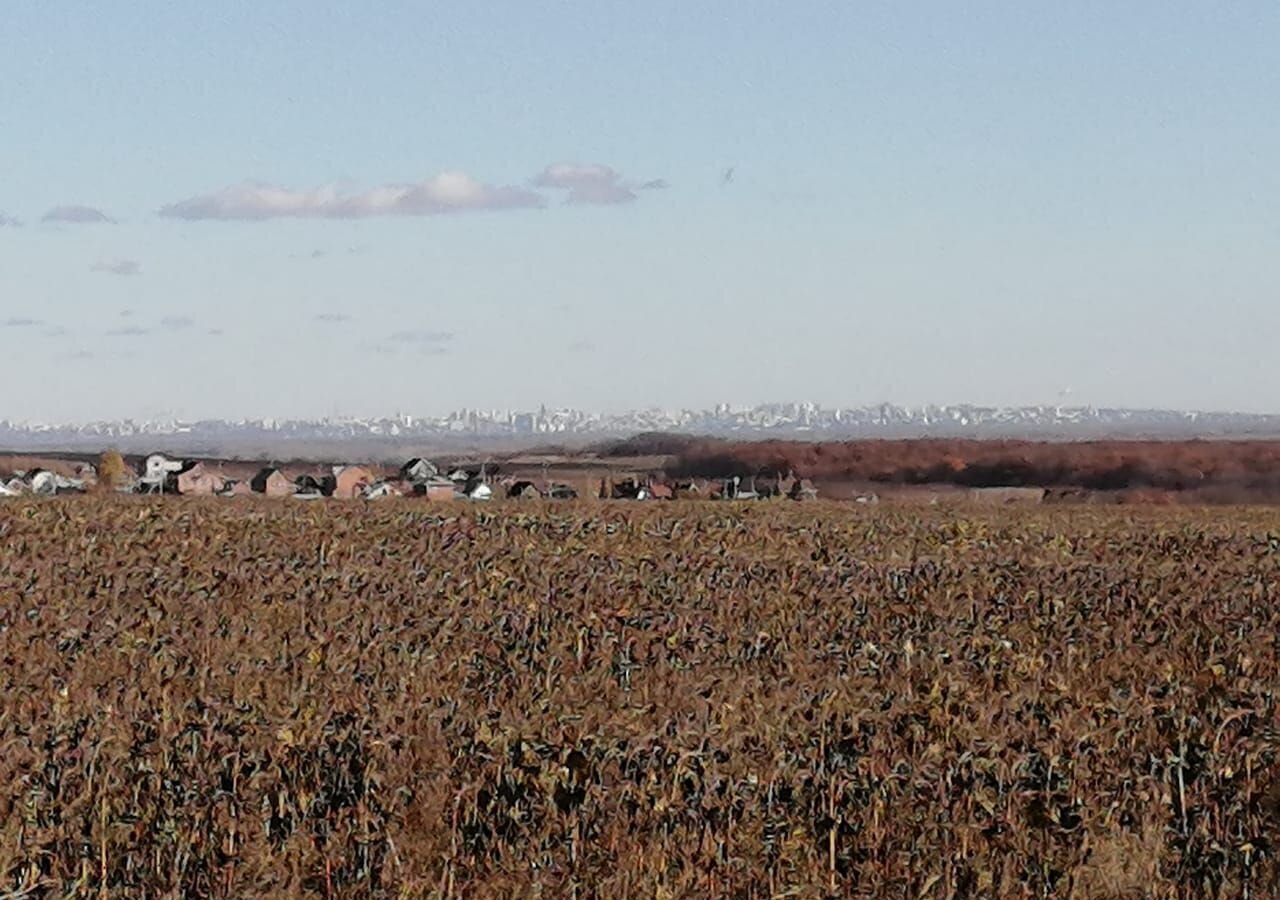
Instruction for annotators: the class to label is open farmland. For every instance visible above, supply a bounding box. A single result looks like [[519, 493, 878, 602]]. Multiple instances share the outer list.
[[2, 500, 1279, 897]]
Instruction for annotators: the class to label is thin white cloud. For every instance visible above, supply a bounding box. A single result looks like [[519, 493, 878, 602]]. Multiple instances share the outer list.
[[159, 172, 545, 221], [532, 162, 666, 205], [0, 213, 21, 227], [43, 205, 115, 224], [91, 259, 141, 276], [389, 329, 453, 345], [389, 329, 454, 356]]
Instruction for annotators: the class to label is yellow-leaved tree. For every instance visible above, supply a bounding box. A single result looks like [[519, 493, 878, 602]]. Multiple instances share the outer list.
[[97, 448, 128, 493]]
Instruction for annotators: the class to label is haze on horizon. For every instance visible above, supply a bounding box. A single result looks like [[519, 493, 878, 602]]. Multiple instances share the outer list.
[[2, 2, 1277, 424]]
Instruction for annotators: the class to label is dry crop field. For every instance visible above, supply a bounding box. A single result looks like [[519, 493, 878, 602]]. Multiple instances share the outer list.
[[1, 499, 1278, 898]]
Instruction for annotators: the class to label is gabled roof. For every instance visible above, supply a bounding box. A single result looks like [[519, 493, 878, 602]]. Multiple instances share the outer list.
[[401, 457, 438, 475], [250, 467, 286, 491]]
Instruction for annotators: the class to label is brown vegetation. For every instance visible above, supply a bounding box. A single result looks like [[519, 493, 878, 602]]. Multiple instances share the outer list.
[[668, 438, 1280, 497], [96, 448, 128, 493], [2, 499, 1278, 896]]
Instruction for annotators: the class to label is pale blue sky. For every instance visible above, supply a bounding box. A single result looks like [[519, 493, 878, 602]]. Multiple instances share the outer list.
[[2, 2, 1278, 422]]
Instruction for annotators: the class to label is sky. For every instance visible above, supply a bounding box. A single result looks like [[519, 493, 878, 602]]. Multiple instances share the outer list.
[[2, 1, 1278, 422]]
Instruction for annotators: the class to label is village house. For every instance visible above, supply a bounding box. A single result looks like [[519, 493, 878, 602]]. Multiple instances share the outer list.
[[251, 467, 295, 497], [294, 473, 332, 497], [719, 475, 760, 500], [788, 478, 819, 501], [175, 462, 228, 496], [364, 481, 403, 500], [506, 479, 542, 499], [331, 465, 374, 499], [139, 453, 184, 493], [28, 469, 87, 495], [671, 479, 707, 499], [223, 479, 255, 497], [400, 458, 439, 483]]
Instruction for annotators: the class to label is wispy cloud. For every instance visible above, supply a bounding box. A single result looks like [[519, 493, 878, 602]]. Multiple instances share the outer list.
[[314, 313, 351, 323], [91, 259, 141, 276], [160, 316, 194, 330], [106, 325, 149, 337], [0, 213, 21, 227], [43, 205, 115, 224], [389, 329, 454, 345], [68, 348, 136, 361], [359, 341, 399, 356], [160, 172, 545, 221], [5, 319, 71, 338], [388, 329, 454, 356], [532, 162, 666, 205]]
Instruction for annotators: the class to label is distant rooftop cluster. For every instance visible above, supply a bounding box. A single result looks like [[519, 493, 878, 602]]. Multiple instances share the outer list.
[[2, 402, 1278, 452]]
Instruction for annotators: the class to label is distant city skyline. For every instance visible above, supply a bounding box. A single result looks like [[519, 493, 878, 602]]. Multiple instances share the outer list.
[[3, 4, 1279, 421], [4, 399, 1278, 440]]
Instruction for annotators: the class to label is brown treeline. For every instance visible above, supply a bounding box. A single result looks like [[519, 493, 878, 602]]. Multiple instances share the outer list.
[[657, 437, 1280, 496]]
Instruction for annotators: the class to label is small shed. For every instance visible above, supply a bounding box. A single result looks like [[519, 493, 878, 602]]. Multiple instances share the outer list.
[[425, 481, 461, 501]]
